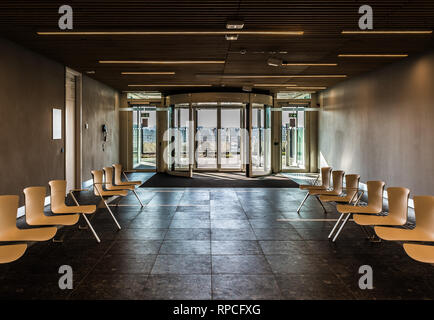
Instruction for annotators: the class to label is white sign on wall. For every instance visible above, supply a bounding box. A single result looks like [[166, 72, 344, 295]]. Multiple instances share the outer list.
[[52, 108, 62, 140]]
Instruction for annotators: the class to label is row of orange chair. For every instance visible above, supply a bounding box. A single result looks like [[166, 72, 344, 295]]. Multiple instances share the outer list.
[[0, 164, 142, 264], [298, 167, 434, 264]]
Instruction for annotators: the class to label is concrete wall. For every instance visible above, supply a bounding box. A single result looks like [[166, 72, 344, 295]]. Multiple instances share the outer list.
[[0, 37, 120, 205], [0, 37, 65, 205], [82, 76, 120, 182], [319, 51, 434, 196]]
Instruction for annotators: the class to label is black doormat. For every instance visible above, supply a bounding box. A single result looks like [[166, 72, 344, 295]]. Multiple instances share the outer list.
[[140, 172, 299, 188]]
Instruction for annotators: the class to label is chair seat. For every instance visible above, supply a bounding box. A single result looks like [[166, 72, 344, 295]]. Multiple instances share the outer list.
[[374, 226, 434, 242], [337, 204, 380, 214], [100, 190, 129, 197], [0, 227, 57, 242], [27, 213, 80, 226], [309, 189, 341, 196], [0, 244, 27, 264], [116, 180, 142, 186], [403, 244, 434, 264], [52, 205, 96, 214], [353, 214, 406, 226], [107, 185, 135, 191], [300, 185, 326, 191], [319, 195, 352, 203]]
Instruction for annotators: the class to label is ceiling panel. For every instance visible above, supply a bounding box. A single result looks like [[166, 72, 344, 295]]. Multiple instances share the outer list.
[[0, 0, 433, 94]]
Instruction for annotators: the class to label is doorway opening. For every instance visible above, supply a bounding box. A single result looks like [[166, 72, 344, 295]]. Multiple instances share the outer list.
[[133, 106, 157, 170]]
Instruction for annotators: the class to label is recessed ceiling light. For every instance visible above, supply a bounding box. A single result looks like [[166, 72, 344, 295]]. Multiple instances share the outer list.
[[338, 54, 408, 58], [85, 71, 95, 74], [267, 58, 283, 67], [226, 21, 245, 30], [225, 34, 239, 41], [121, 72, 176, 75], [341, 30, 432, 35], [128, 84, 213, 87], [100, 60, 225, 64]]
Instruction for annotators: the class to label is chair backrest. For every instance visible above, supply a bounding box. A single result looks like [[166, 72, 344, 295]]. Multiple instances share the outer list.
[[0, 195, 19, 232], [366, 181, 385, 212], [414, 196, 434, 234], [113, 164, 123, 185], [48, 180, 67, 212], [320, 167, 332, 189], [103, 167, 115, 188], [331, 170, 345, 194], [91, 170, 104, 196], [345, 174, 360, 201], [24, 187, 46, 224], [387, 187, 410, 225]]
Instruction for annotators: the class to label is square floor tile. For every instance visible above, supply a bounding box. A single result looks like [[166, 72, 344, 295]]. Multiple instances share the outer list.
[[212, 255, 272, 274], [151, 255, 211, 274], [212, 275, 281, 300]]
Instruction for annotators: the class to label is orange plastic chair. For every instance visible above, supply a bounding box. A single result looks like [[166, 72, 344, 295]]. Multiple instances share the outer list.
[[354, 187, 409, 227], [329, 181, 385, 242], [103, 166, 144, 207], [0, 244, 27, 264], [403, 243, 434, 264], [91, 170, 125, 230], [0, 195, 57, 242], [48, 181, 101, 242], [319, 174, 361, 205], [375, 196, 434, 242], [24, 186, 80, 226], [113, 164, 142, 186], [298, 170, 344, 214], [299, 167, 332, 191]]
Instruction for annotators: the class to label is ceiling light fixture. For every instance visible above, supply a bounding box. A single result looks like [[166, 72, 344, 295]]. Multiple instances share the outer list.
[[38, 30, 304, 36], [225, 34, 239, 41], [267, 57, 283, 67], [338, 54, 408, 58], [196, 74, 346, 79], [286, 86, 327, 90], [226, 21, 245, 30], [128, 84, 213, 87], [121, 72, 176, 75], [341, 30, 432, 35], [253, 84, 297, 87], [282, 63, 338, 66], [100, 60, 225, 64]]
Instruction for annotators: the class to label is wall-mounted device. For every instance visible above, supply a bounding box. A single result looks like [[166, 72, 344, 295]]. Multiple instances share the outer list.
[[102, 124, 108, 142]]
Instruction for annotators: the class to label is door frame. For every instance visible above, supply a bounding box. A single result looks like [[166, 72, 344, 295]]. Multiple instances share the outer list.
[[65, 67, 82, 190]]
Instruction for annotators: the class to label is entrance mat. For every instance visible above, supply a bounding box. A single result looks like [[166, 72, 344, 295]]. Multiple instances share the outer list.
[[140, 172, 299, 188]]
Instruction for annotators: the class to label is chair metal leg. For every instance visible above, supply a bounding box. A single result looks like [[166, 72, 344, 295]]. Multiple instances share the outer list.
[[133, 190, 144, 207], [316, 195, 327, 214], [102, 199, 122, 230], [332, 213, 351, 242], [82, 213, 101, 243], [328, 213, 344, 239], [297, 193, 310, 213]]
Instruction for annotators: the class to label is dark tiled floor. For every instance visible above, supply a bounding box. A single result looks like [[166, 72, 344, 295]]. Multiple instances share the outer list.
[[0, 173, 433, 300]]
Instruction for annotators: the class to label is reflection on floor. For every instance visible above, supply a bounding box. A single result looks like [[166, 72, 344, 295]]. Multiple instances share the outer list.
[[0, 172, 433, 300]]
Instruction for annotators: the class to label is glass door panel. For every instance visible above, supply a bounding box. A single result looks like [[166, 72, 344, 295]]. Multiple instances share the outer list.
[[220, 108, 242, 170], [174, 107, 191, 170], [196, 108, 218, 169], [251, 104, 271, 176], [282, 107, 306, 169]]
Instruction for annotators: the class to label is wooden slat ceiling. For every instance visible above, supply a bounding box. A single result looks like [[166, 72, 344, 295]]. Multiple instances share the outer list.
[[0, 0, 433, 94]]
